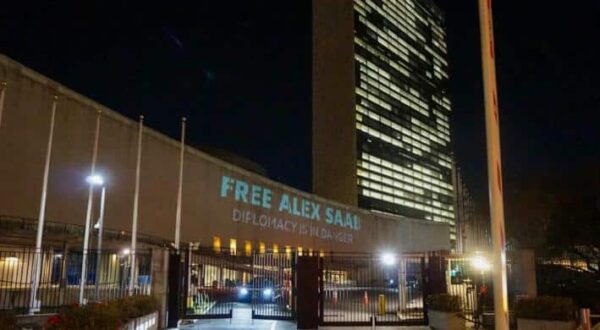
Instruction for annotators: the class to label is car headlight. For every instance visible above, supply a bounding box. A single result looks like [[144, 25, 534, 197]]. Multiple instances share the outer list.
[[240, 288, 248, 296], [263, 288, 273, 297]]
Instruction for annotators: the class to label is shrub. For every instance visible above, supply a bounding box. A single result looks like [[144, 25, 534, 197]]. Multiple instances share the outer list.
[[46, 295, 158, 329], [514, 296, 576, 321], [427, 293, 462, 313], [115, 295, 158, 322], [0, 310, 17, 330]]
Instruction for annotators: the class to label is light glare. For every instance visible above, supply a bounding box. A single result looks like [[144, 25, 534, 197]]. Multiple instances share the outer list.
[[86, 174, 105, 186], [381, 252, 396, 266], [471, 255, 491, 272]]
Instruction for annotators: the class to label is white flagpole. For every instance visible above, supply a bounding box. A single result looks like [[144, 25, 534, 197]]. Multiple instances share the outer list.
[[0, 81, 7, 128], [29, 95, 58, 315], [174, 117, 186, 252], [94, 185, 106, 300], [478, 0, 509, 328], [79, 109, 102, 304], [129, 115, 144, 296]]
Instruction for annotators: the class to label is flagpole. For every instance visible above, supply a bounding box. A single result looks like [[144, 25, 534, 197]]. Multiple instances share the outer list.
[[94, 185, 106, 300], [79, 109, 102, 304], [129, 115, 144, 296], [0, 81, 7, 128], [174, 117, 186, 252], [478, 0, 509, 328], [29, 95, 58, 315]]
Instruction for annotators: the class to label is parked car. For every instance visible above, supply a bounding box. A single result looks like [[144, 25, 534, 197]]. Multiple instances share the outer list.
[[237, 277, 281, 303]]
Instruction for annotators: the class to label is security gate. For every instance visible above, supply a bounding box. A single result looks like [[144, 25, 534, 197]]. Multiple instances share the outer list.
[[179, 248, 295, 321], [176, 248, 429, 326], [251, 252, 296, 320], [319, 253, 426, 326], [182, 247, 253, 319]]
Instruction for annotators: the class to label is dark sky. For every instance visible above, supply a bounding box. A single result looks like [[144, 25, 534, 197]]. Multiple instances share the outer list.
[[1, 1, 599, 207]]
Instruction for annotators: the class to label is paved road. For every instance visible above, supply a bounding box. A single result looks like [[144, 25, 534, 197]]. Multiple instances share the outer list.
[[179, 303, 296, 330], [180, 302, 428, 330]]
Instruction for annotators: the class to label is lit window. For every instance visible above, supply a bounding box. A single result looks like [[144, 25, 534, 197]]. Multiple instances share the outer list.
[[273, 244, 279, 254], [285, 246, 292, 257], [213, 236, 221, 253], [244, 241, 252, 256], [229, 239, 237, 256], [259, 242, 266, 254]]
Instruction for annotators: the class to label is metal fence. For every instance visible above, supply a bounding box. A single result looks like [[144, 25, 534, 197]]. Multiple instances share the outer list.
[[0, 247, 152, 314], [446, 255, 494, 328], [252, 252, 295, 320], [184, 247, 252, 319], [319, 253, 426, 326]]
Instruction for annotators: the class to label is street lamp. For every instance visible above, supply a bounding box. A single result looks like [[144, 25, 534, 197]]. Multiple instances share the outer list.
[[381, 252, 397, 266], [471, 255, 492, 273], [86, 174, 105, 186], [79, 174, 105, 304], [94, 183, 107, 301], [471, 254, 491, 317]]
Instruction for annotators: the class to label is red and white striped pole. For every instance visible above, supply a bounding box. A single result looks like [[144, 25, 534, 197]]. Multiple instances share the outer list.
[[478, 0, 509, 329]]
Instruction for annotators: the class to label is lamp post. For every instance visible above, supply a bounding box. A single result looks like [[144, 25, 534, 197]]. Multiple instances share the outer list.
[[94, 184, 107, 301], [79, 110, 102, 305], [80, 174, 104, 304], [471, 254, 492, 320]]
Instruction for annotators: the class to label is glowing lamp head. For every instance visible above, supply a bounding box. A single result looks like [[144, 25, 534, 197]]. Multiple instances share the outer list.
[[471, 255, 491, 272], [121, 248, 131, 256], [381, 252, 397, 266], [86, 174, 105, 186]]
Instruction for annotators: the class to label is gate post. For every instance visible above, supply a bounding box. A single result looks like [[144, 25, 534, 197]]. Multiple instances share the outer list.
[[150, 247, 169, 329], [297, 255, 319, 329], [319, 256, 324, 325], [166, 250, 184, 328], [421, 256, 429, 324]]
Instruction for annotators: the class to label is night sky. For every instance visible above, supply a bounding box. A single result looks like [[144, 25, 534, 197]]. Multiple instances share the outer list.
[[1, 1, 599, 209]]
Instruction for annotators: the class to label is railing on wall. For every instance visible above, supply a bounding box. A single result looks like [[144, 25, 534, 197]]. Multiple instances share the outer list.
[[0, 247, 152, 314]]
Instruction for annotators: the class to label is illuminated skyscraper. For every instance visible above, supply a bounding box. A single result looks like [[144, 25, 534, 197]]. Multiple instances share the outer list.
[[313, 0, 457, 245]]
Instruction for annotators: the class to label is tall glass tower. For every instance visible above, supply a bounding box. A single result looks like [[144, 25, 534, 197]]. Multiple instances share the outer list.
[[313, 0, 457, 245]]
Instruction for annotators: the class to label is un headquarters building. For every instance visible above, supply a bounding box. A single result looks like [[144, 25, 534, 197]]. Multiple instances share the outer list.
[[0, 0, 454, 265], [0, 0, 463, 324], [313, 0, 457, 247]]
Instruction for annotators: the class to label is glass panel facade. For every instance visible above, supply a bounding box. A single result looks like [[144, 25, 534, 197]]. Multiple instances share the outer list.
[[353, 0, 455, 244]]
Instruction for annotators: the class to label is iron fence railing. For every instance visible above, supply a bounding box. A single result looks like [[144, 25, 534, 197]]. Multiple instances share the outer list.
[[0, 247, 152, 314], [319, 253, 426, 326]]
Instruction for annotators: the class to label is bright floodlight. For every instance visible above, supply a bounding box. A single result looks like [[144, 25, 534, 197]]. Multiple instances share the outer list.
[[86, 174, 105, 186], [121, 248, 131, 255], [381, 252, 397, 266], [471, 255, 491, 272]]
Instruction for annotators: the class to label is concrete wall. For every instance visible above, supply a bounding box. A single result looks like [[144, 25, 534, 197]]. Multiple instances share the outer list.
[[311, 0, 358, 207], [0, 54, 449, 254]]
